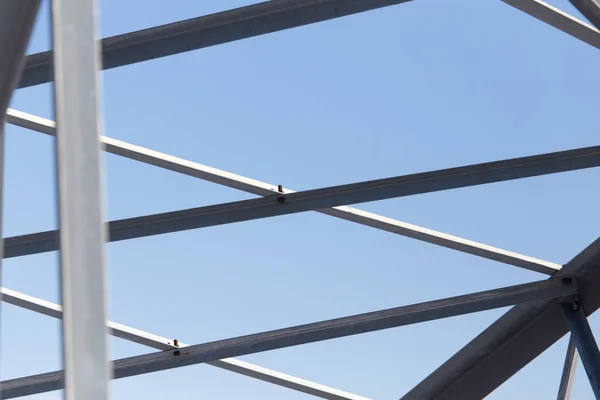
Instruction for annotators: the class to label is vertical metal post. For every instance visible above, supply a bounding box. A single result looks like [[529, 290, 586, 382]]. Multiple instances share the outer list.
[[561, 301, 600, 399], [557, 335, 579, 400], [50, 0, 110, 399], [0, 1, 41, 395]]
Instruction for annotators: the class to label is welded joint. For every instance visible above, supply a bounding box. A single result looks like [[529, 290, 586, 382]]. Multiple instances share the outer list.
[[558, 276, 579, 304]]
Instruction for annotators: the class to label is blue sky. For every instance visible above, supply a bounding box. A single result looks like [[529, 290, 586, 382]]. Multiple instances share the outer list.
[[2, 0, 600, 398]]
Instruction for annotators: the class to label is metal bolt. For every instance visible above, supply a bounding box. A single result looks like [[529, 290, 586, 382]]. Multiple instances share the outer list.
[[173, 350, 181, 356], [572, 301, 580, 311], [278, 184, 284, 193], [174, 339, 179, 347]]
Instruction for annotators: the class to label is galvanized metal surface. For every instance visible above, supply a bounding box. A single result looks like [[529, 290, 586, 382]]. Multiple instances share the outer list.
[[50, 0, 111, 398]]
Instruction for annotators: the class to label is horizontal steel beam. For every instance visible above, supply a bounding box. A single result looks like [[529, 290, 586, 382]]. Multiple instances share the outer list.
[[501, 0, 600, 49], [17, 0, 412, 88], [17, 0, 600, 89], [401, 236, 600, 400], [4, 109, 561, 274], [4, 144, 600, 259], [1, 288, 368, 400], [1, 277, 577, 398]]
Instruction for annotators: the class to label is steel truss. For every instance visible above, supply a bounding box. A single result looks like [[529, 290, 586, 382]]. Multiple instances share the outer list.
[[1, 0, 600, 399]]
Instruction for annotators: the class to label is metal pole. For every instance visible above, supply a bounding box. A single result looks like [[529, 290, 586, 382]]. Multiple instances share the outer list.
[[557, 335, 579, 400], [50, 0, 110, 399], [561, 301, 600, 399]]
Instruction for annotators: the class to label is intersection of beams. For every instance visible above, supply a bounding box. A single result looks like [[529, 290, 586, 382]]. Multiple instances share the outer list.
[[1, 277, 577, 398], [569, 0, 600, 29], [501, 0, 600, 48], [401, 237, 600, 400], [1, 287, 369, 400], [3, 144, 600, 260], [4, 109, 561, 274]]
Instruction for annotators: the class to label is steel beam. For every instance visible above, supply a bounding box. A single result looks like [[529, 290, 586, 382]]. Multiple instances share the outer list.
[[557, 335, 578, 400], [561, 300, 600, 398], [0, 2, 40, 397], [17, 0, 600, 89], [0, 2, 40, 112], [4, 144, 600, 260], [18, 0, 413, 88], [569, 0, 600, 29], [1, 288, 369, 400], [50, 0, 110, 399], [0, 277, 577, 398], [401, 237, 600, 400], [500, 0, 600, 49], [4, 109, 561, 275]]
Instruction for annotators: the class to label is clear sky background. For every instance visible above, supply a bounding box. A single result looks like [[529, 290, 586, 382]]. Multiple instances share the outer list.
[[2, 0, 600, 399]]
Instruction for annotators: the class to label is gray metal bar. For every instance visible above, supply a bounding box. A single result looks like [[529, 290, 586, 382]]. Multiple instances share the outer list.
[[569, 0, 600, 29], [561, 301, 600, 398], [401, 237, 600, 400], [557, 335, 579, 400], [1, 287, 370, 400], [18, 0, 413, 88], [4, 109, 562, 275], [0, 277, 578, 398], [500, 0, 600, 48], [0, 2, 40, 397], [4, 144, 600, 260], [0, 2, 40, 113], [17, 0, 600, 89], [50, 0, 110, 399]]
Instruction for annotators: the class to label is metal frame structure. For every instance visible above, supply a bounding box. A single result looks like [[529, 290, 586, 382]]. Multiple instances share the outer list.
[[1, 0, 600, 399]]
